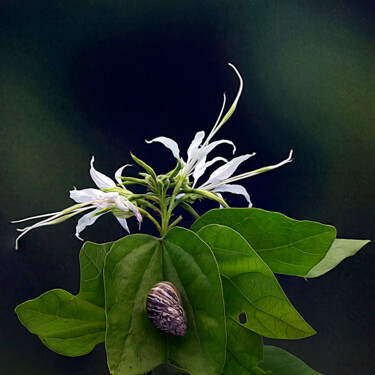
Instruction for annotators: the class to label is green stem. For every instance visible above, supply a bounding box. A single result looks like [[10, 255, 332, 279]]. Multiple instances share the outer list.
[[167, 215, 183, 230], [137, 208, 161, 232]]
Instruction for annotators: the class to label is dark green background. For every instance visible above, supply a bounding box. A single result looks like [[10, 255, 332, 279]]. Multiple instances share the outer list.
[[1, 1, 374, 374]]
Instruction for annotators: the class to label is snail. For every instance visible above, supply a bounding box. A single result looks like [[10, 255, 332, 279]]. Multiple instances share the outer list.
[[146, 282, 187, 336]]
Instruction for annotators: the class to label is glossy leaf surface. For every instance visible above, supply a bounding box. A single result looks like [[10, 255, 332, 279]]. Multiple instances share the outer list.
[[223, 317, 266, 375], [104, 234, 165, 375], [197, 225, 315, 339], [259, 346, 321, 374], [224, 351, 268, 375], [307, 238, 370, 278], [152, 363, 189, 374], [104, 227, 226, 375], [192, 208, 336, 277], [15, 241, 112, 356]]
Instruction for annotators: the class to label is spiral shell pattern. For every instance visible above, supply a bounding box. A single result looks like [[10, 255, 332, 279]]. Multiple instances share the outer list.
[[146, 282, 187, 336]]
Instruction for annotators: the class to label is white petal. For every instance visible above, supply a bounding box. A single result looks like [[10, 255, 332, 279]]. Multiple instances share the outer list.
[[116, 217, 130, 233], [126, 200, 143, 223], [75, 208, 105, 240], [205, 94, 227, 145], [115, 164, 132, 185], [192, 156, 227, 187], [198, 139, 236, 163], [215, 192, 225, 209], [70, 188, 105, 203], [11, 211, 61, 223], [145, 136, 180, 160], [113, 196, 142, 223], [219, 149, 294, 185], [112, 195, 130, 212], [203, 153, 256, 186], [205, 64, 244, 142], [213, 184, 252, 207], [187, 131, 205, 162], [90, 156, 116, 189]]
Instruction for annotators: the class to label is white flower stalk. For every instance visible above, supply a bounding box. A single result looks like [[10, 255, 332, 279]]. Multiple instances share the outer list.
[[146, 63, 293, 207], [12, 157, 142, 249]]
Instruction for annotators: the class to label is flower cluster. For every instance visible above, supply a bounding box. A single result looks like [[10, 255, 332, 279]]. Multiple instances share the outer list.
[[12, 64, 292, 249]]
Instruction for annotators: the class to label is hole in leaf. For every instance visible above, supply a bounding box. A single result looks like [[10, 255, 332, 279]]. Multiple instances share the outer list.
[[238, 312, 247, 324]]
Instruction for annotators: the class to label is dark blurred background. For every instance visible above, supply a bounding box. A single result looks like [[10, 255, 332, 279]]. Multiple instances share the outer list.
[[1, 1, 374, 374]]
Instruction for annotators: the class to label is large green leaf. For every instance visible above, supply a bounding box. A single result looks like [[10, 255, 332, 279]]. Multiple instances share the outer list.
[[259, 346, 321, 374], [104, 227, 226, 375], [191, 208, 336, 277], [151, 363, 189, 374], [307, 238, 370, 278], [162, 228, 226, 375], [15, 241, 112, 356], [197, 225, 315, 339], [104, 234, 165, 375], [223, 317, 267, 375], [224, 350, 268, 375]]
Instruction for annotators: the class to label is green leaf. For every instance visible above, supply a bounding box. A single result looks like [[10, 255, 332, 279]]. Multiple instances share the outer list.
[[307, 238, 370, 278], [196, 225, 315, 339], [191, 208, 336, 277], [151, 363, 189, 374], [15, 241, 112, 356], [223, 317, 266, 375], [259, 346, 322, 374], [104, 227, 226, 375], [224, 350, 269, 375], [104, 234, 165, 375]]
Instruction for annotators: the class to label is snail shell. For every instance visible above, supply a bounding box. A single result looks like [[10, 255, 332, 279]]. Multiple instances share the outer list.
[[146, 282, 187, 336]]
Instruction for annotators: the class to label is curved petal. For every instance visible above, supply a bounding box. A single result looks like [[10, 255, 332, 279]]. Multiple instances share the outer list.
[[112, 195, 130, 212], [215, 192, 225, 209], [214, 63, 244, 132], [187, 131, 205, 162], [198, 139, 236, 166], [90, 156, 116, 189], [115, 164, 132, 185], [126, 200, 143, 223], [212, 183, 252, 207], [115, 217, 130, 233], [205, 63, 244, 143], [145, 136, 180, 160], [75, 208, 106, 240], [192, 156, 228, 187], [205, 93, 227, 145], [113, 196, 142, 223], [202, 153, 256, 186], [69, 188, 104, 203], [221, 149, 294, 185]]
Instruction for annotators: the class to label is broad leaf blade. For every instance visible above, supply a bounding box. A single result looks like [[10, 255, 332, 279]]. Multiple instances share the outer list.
[[77, 241, 113, 306], [104, 234, 166, 375], [104, 228, 226, 375], [307, 239, 370, 278], [224, 351, 269, 375], [152, 363, 189, 374], [15, 241, 112, 356], [223, 317, 265, 375], [162, 227, 226, 375], [15, 289, 106, 357], [259, 346, 321, 374], [192, 208, 336, 277], [197, 225, 315, 339]]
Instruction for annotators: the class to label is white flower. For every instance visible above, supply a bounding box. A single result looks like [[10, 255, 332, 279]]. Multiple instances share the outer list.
[[12, 157, 142, 249], [146, 63, 293, 207], [197, 150, 294, 207]]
